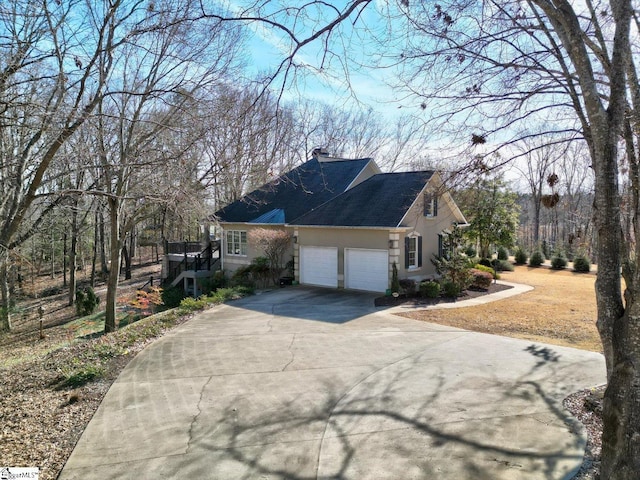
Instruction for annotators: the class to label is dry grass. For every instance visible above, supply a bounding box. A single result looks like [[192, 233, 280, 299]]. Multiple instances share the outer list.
[[399, 265, 602, 352]]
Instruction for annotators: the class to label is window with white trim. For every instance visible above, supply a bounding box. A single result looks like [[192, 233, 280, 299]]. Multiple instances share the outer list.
[[424, 193, 438, 217], [226, 230, 247, 256], [408, 236, 418, 268], [405, 233, 422, 269]]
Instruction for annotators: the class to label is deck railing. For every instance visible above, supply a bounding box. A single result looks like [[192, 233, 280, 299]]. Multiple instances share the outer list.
[[164, 240, 221, 285], [165, 241, 203, 254]]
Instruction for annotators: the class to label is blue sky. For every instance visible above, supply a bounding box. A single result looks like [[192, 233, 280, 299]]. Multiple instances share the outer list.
[[235, 2, 405, 114]]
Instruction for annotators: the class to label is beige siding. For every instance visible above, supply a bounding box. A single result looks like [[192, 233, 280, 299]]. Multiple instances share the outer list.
[[220, 223, 294, 275], [295, 227, 390, 288], [397, 180, 464, 281]]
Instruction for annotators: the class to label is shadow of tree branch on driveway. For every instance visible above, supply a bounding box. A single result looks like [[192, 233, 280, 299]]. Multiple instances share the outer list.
[[183, 349, 588, 480]]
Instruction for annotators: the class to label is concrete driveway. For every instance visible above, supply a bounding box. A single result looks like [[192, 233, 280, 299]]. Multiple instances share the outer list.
[[60, 286, 605, 480]]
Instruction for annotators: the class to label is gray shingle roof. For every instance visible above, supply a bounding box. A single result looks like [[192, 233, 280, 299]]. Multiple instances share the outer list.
[[290, 171, 434, 227], [214, 157, 372, 223]]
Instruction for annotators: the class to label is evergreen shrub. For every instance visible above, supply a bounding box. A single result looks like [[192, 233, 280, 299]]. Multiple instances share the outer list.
[[419, 280, 441, 298], [529, 251, 544, 267], [496, 260, 514, 272], [514, 247, 527, 265], [573, 255, 591, 273], [551, 252, 567, 270], [75, 287, 100, 316]]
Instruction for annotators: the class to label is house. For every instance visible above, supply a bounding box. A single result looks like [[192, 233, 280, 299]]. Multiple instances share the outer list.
[[213, 152, 467, 293]]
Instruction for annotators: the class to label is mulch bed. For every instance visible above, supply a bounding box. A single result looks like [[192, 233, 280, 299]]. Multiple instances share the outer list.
[[374, 282, 513, 307]]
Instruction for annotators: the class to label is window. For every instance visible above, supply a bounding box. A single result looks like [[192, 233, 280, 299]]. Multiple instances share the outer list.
[[438, 231, 452, 259], [408, 236, 418, 268], [226, 230, 247, 256], [424, 193, 438, 217], [405, 234, 422, 269]]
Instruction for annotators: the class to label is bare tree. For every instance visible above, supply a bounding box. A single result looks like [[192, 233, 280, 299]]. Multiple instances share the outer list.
[[558, 142, 594, 258], [248, 228, 291, 285], [513, 135, 569, 249], [199, 85, 297, 208], [196, 1, 640, 476], [91, 4, 244, 333], [0, 0, 145, 331]]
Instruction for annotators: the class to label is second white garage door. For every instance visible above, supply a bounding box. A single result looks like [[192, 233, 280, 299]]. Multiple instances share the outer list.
[[299, 246, 338, 288], [345, 248, 389, 292]]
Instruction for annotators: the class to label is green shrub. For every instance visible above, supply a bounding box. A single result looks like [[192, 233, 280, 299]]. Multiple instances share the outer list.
[[478, 258, 493, 268], [573, 255, 591, 273], [210, 288, 237, 302], [161, 285, 186, 309], [495, 259, 514, 272], [514, 247, 528, 265], [59, 362, 104, 389], [419, 280, 441, 298], [178, 295, 209, 312], [230, 265, 255, 288], [250, 256, 270, 287], [442, 280, 461, 298], [551, 252, 567, 270], [465, 256, 481, 268], [529, 250, 544, 267], [233, 285, 255, 296], [174, 285, 255, 313], [474, 263, 497, 279], [431, 225, 472, 295], [285, 257, 295, 276], [75, 287, 100, 316], [497, 246, 509, 260], [399, 278, 416, 295], [470, 268, 493, 290], [391, 262, 400, 293], [464, 246, 477, 257], [211, 270, 228, 289]]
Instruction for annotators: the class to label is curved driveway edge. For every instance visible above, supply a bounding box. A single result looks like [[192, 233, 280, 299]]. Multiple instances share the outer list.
[[387, 280, 535, 314], [60, 286, 605, 480]]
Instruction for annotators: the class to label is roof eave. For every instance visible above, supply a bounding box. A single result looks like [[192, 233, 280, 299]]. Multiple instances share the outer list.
[[288, 223, 410, 231]]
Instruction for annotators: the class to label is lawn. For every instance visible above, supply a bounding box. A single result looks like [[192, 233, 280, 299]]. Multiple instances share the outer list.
[[399, 264, 602, 352]]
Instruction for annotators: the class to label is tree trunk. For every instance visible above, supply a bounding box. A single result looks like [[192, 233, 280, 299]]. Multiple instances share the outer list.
[[601, 282, 640, 478], [533, 197, 541, 246], [63, 233, 67, 287], [50, 228, 55, 279], [99, 205, 108, 275], [104, 198, 121, 333], [121, 243, 132, 280], [591, 110, 631, 480], [129, 227, 136, 264], [68, 207, 79, 306], [0, 259, 11, 332], [91, 205, 99, 287]]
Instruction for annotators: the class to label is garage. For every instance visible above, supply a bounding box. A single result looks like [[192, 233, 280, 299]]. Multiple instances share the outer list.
[[345, 248, 389, 292], [299, 246, 338, 288]]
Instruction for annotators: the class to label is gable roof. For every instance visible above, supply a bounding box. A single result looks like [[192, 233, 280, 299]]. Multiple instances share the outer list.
[[214, 157, 373, 224], [290, 171, 435, 228]]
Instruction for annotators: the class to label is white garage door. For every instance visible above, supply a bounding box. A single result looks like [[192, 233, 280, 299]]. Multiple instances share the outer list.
[[345, 248, 389, 292], [299, 246, 338, 288]]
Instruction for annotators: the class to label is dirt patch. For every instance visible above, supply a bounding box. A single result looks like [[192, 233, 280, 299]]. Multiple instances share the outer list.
[[0, 261, 167, 479]]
